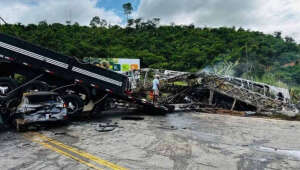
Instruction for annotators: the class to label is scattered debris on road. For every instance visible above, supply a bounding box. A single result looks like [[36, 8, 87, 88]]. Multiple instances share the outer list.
[[156, 125, 178, 130], [121, 116, 144, 121], [95, 122, 119, 132]]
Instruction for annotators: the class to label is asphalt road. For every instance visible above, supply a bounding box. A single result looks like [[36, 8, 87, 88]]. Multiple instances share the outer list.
[[1, 111, 300, 170]]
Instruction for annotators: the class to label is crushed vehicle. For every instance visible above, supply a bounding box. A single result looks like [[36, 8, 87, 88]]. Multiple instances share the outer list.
[[0, 33, 171, 130], [12, 92, 67, 131]]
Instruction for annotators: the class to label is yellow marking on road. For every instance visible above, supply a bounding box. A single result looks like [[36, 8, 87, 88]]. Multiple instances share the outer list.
[[24, 132, 128, 170], [23, 133, 103, 170]]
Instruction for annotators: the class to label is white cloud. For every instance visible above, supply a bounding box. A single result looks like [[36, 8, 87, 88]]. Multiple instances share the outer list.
[[0, 0, 122, 25], [137, 0, 300, 42], [1, 0, 299, 42]]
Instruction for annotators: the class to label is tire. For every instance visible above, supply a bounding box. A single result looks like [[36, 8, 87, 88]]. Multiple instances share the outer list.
[[72, 85, 91, 105], [0, 77, 18, 97], [62, 94, 84, 116], [56, 85, 91, 105], [22, 81, 49, 93]]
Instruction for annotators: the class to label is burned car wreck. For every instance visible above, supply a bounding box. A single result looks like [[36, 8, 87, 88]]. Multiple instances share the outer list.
[[12, 92, 67, 131]]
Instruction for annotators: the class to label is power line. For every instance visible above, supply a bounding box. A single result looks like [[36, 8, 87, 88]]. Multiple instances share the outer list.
[[0, 16, 7, 25]]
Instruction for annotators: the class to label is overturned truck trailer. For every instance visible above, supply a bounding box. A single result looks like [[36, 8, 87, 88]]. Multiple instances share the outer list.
[[0, 33, 171, 123]]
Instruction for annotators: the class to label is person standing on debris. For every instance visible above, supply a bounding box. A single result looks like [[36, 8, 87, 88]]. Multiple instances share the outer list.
[[152, 75, 160, 104]]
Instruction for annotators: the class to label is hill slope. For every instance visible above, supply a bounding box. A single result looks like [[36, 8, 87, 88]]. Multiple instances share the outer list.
[[0, 22, 299, 89]]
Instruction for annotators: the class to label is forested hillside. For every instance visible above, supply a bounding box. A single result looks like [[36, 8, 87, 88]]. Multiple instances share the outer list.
[[0, 19, 299, 93]]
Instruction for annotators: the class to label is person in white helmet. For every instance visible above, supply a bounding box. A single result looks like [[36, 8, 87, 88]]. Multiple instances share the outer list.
[[152, 75, 160, 104]]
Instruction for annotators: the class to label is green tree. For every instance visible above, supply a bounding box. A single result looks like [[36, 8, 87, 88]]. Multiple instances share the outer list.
[[90, 16, 100, 27], [1, 20, 300, 92], [122, 3, 133, 23]]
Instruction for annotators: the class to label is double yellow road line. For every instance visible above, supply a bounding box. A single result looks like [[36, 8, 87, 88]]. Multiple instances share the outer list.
[[24, 132, 127, 170]]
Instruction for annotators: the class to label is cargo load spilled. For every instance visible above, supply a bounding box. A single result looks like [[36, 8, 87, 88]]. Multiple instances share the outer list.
[[129, 68, 299, 117]]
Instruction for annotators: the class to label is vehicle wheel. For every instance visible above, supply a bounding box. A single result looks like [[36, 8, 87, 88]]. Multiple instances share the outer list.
[[0, 77, 18, 97], [56, 85, 91, 105], [22, 81, 49, 93], [71, 85, 91, 105], [62, 94, 84, 116]]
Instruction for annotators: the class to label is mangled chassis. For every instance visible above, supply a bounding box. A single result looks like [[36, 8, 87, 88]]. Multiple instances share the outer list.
[[133, 69, 298, 115], [195, 73, 295, 112]]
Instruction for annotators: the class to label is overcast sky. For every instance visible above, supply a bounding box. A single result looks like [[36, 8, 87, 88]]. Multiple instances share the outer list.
[[0, 0, 299, 42]]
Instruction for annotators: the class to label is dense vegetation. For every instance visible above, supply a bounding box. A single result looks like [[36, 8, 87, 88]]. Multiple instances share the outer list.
[[0, 19, 299, 101]]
